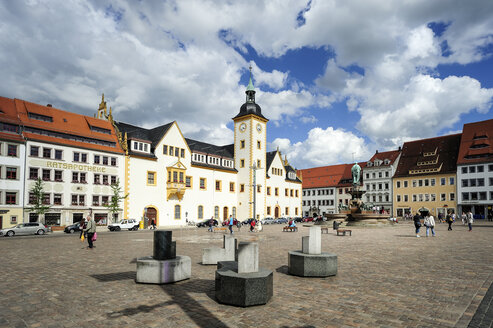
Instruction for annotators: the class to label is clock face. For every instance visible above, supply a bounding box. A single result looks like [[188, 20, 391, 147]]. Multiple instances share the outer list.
[[239, 123, 246, 132], [256, 123, 262, 132]]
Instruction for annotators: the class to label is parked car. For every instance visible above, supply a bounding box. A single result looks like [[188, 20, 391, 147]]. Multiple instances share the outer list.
[[241, 218, 255, 226], [261, 217, 276, 225], [275, 217, 288, 224], [222, 218, 239, 226], [197, 218, 218, 227], [64, 222, 82, 234], [303, 217, 314, 222], [294, 217, 303, 223], [0, 222, 49, 237], [108, 219, 140, 231]]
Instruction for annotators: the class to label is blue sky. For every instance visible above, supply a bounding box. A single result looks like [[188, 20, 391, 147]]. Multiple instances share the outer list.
[[1, 0, 492, 169]]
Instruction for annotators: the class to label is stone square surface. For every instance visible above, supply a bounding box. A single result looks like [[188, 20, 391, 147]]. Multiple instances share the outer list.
[[0, 222, 492, 327]]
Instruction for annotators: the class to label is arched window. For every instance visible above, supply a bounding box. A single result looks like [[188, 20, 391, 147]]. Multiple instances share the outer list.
[[214, 206, 219, 219], [198, 205, 203, 219], [174, 205, 181, 219], [232, 207, 236, 219]]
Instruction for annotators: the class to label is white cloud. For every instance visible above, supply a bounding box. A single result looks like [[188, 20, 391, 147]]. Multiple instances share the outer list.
[[271, 127, 371, 169]]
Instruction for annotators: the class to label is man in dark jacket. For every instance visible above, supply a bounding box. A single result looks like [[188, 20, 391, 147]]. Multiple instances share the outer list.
[[413, 212, 422, 237]]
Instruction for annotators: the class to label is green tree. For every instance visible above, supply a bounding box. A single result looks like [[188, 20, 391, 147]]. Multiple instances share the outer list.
[[26, 178, 51, 224], [104, 179, 128, 223]]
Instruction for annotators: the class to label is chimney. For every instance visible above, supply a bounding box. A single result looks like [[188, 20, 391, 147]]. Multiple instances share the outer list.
[[47, 104, 52, 107], [375, 150, 378, 154], [398, 146, 402, 151]]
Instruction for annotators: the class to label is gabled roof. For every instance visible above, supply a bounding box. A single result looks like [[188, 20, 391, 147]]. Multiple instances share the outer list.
[[457, 119, 493, 165], [115, 121, 173, 148], [266, 151, 277, 171], [284, 164, 302, 183], [298, 164, 347, 188], [0, 96, 21, 125], [11, 97, 123, 154], [366, 149, 401, 167], [394, 134, 462, 178], [186, 138, 234, 159]]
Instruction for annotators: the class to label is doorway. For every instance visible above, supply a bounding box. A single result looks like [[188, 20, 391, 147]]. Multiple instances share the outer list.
[[223, 207, 228, 221], [147, 207, 157, 225], [274, 206, 280, 218]]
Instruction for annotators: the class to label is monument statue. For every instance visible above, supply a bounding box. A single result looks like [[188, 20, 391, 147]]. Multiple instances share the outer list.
[[351, 163, 361, 185]]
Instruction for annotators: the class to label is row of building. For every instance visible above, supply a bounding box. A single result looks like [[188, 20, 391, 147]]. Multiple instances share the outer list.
[[0, 75, 302, 229], [299, 119, 493, 219]]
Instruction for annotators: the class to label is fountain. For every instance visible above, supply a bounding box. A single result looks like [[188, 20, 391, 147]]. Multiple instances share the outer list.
[[327, 163, 391, 227]]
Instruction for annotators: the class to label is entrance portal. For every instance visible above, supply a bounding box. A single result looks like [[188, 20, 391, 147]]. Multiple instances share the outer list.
[[223, 207, 228, 221], [274, 206, 280, 218], [147, 207, 157, 225]]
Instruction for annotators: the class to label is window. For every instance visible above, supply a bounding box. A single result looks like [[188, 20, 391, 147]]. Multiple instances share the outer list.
[[275, 187, 279, 196], [174, 205, 181, 219], [111, 176, 116, 185], [214, 206, 219, 219], [200, 178, 206, 190], [285, 207, 289, 216], [257, 160, 261, 168], [30, 146, 39, 157], [6, 167, 17, 180], [450, 193, 455, 201], [462, 167, 467, 174], [470, 179, 476, 187], [425, 194, 429, 201], [229, 182, 234, 192], [215, 180, 222, 191], [111, 157, 117, 166], [431, 194, 436, 201], [462, 179, 468, 187], [404, 195, 408, 202], [419, 194, 423, 202], [440, 178, 446, 186], [186, 176, 192, 188], [296, 190, 299, 197], [53, 194, 62, 205], [396, 195, 401, 202], [7, 144, 17, 157], [240, 140, 245, 149], [93, 195, 100, 206], [285, 189, 288, 196], [94, 155, 100, 164], [396, 181, 401, 188], [424, 179, 429, 187], [42, 169, 50, 181], [418, 180, 423, 187], [469, 166, 476, 173], [55, 149, 62, 160], [73, 152, 79, 162], [80, 173, 86, 183], [54, 170, 62, 181], [257, 141, 261, 149], [169, 146, 174, 156], [449, 177, 455, 185], [174, 148, 179, 157], [267, 187, 271, 195], [479, 192, 487, 200], [29, 168, 38, 179], [462, 192, 469, 201], [102, 157, 108, 165], [440, 193, 446, 201], [412, 195, 417, 202], [147, 172, 156, 185], [198, 205, 203, 219], [366, 173, 369, 179], [489, 164, 493, 172], [179, 172, 184, 183], [72, 172, 79, 183], [240, 184, 245, 192], [489, 177, 493, 186], [94, 174, 100, 184], [6, 192, 16, 204], [477, 165, 484, 173], [478, 178, 485, 187], [240, 159, 245, 168], [81, 153, 87, 163], [102, 196, 109, 205], [267, 207, 271, 215], [470, 192, 478, 200], [163, 145, 168, 154], [232, 207, 236, 219]]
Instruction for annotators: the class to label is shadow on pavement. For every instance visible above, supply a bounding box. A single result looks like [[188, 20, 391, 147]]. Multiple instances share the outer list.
[[160, 279, 228, 328], [91, 271, 136, 282], [276, 265, 289, 275], [107, 301, 174, 318]]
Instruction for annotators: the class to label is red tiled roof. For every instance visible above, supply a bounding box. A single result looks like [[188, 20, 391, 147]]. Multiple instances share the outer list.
[[0, 96, 21, 125], [394, 134, 461, 178], [457, 119, 493, 165], [298, 162, 366, 188], [367, 149, 401, 165], [10, 97, 124, 154]]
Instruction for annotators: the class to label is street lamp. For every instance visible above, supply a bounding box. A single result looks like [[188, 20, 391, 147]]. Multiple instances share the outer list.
[[250, 163, 259, 221]]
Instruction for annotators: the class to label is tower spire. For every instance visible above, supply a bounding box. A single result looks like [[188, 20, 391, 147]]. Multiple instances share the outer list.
[[246, 65, 256, 103]]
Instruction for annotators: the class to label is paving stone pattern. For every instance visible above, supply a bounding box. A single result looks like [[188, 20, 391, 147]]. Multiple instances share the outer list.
[[0, 222, 492, 327]]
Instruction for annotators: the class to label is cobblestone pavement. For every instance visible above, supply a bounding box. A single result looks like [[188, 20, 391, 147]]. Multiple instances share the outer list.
[[0, 221, 492, 328]]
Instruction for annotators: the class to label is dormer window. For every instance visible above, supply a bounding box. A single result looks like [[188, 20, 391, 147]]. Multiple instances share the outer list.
[[367, 162, 373, 167]]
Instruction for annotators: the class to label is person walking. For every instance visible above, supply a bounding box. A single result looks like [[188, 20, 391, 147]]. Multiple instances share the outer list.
[[467, 211, 474, 231], [446, 212, 453, 231], [424, 214, 436, 237], [461, 212, 466, 225], [208, 217, 214, 232], [250, 219, 256, 232], [487, 212, 493, 222], [413, 212, 422, 237], [151, 218, 156, 230], [228, 215, 234, 234], [83, 214, 96, 249]]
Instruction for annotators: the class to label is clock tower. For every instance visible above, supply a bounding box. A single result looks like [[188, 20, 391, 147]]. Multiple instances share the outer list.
[[233, 68, 268, 221]]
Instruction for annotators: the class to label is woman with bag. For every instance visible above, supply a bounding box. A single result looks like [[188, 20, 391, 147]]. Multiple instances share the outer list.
[[83, 215, 97, 249], [424, 214, 436, 237], [413, 212, 422, 237]]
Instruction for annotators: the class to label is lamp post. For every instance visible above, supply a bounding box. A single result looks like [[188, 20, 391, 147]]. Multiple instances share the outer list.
[[251, 163, 259, 221]]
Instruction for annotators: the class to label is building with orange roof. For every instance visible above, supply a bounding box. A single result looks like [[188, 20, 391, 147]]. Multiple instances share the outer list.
[[336, 162, 366, 211], [456, 118, 493, 218], [298, 164, 346, 217], [362, 149, 401, 214], [3, 96, 126, 227], [0, 97, 25, 229], [393, 134, 461, 219]]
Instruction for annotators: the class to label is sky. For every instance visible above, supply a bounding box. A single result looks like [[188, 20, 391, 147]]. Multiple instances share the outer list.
[[1, 0, 493, 169]]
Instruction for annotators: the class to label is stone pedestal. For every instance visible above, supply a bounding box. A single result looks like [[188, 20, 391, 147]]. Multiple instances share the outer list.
[[288, 251, 337, 277], [136, 230, 191, 284], [215, 261, 273, 307], [288, 226, 337, 277], [202, 235, 236, 265], [215, 242, 273, 307]]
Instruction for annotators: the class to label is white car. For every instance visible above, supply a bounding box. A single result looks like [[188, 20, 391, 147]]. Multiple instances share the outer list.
[[0, 222, 49, 237], [108, 219, 140, 231]]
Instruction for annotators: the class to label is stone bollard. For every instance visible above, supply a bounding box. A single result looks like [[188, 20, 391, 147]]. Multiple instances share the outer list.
[[302, 226, 321, 255], [237, 242, 259, 273], [153, 230, 176, 260]]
